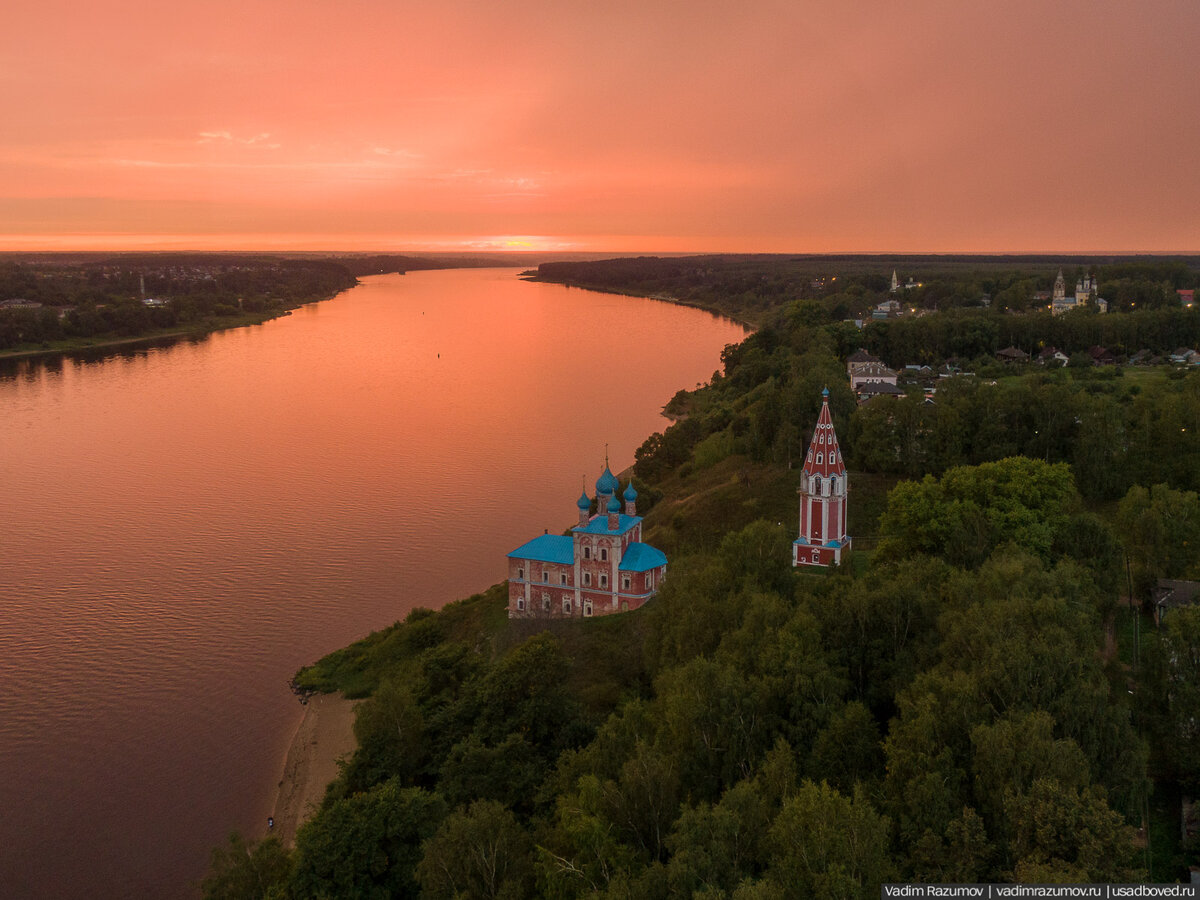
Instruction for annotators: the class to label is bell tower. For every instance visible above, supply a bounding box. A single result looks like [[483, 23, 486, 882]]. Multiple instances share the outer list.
[[794, 388, 850, 567]]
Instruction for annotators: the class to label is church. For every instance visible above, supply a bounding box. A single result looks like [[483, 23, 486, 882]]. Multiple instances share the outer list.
[[506, 463, 668, 619], [793, 389, 851, 567]]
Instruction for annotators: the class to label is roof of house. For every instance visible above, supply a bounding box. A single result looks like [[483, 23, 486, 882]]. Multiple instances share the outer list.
[[847, 348, 879, 364], [997, 346, 1029, 360], [1154, 579, 1200, 609], [507, 534, 575, 565], [619, 543, 668, 572], [853, 361, 897, 377], [858, 382, 906, 396]]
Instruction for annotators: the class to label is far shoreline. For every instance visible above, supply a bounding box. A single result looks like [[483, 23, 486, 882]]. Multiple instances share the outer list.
[[520, 272, 757, 331], [0, 299, 332, 366]]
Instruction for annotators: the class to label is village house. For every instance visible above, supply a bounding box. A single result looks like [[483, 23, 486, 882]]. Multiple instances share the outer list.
[[1038, 346, 1069, 366], [873, 299, 901, 319], [856, 382, 906, 403], [849, 360, 898, 392], [1153, 579, 1200, 626], [506, 463, 667, 620], [846, 348, 881, 376], [996, 346, 1029, 363]]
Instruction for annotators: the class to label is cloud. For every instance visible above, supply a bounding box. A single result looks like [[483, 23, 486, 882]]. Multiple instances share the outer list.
[[197, 131, 281, 149]]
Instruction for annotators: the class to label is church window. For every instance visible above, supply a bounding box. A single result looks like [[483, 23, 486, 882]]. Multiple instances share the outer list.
[[622, 575, 631, 591], [584, 602, 593, 617], [600, 548, 608, 561], [817, 452, 823, 464], [542, 570, 548, 582], [561, 574, 568, 585], [583, 572, 591, 587], [830, 476, 838, 493], [646, 572, 654, 590], [542, 594, 550, 611], [517, 597, 525, 611], [599, 574, 608, 588], [517, 567, 524, 580], [583, 546, 591, 560], [812, 476, 821, 493], [563, 598, 572, 614]]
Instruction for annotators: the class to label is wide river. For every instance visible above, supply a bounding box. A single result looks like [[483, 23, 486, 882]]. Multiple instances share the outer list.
[[0, 267, 746, 898]]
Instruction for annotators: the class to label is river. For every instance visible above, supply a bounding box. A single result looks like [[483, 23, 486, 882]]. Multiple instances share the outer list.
[[0, 267, 746, 898]]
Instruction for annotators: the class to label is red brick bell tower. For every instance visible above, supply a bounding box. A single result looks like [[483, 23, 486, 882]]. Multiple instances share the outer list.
[[794, 388, 850, 567]]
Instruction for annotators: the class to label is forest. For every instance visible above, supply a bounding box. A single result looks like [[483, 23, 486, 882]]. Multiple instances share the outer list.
[[531, 254, 1200, 325], [203, 266, 1200, 899]]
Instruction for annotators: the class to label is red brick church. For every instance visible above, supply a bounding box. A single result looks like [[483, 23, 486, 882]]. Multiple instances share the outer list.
[[793, 388, 851, 567], [507, 462, 668, 619]]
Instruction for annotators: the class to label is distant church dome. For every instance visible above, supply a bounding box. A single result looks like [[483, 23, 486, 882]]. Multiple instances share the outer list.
[[607, 495, 621, 513], [623, 482, 638, 501], [577, 491, 591, 510]]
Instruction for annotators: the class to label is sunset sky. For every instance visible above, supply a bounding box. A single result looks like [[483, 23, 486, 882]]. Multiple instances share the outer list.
[[3, 0, 1198, 253]]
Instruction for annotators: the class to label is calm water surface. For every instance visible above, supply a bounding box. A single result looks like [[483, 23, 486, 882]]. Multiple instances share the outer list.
[[0, 268, 746, 898]]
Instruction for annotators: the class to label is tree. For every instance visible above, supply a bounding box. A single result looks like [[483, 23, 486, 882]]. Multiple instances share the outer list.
[[1006, 779, 1142, 882], [416, 800, 534, 900], [876, 457, 1079, 567], [1117, 483, 1200, 598], [201, 833, 290, 900], [766, 781, 893, 900], [289, 781, 446, 899]]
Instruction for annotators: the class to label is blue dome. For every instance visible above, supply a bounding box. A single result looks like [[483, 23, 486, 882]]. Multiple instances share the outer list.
[[623, 482, 638, 501], [577, 491, 591, 510], [607, 495, 621, 513], [595, 467, 619, 495]]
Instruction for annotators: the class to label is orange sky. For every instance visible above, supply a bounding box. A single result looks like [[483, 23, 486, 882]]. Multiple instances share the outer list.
[[3, 0, 1198, 253]]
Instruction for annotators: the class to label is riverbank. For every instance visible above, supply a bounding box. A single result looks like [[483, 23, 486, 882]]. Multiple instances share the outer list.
[[0, 302, 326, 364], [268, 693, 358, 848], [520, 273, 757, 331]]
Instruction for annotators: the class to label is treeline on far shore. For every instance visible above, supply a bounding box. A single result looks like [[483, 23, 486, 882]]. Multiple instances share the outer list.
[[531, 253, 1200, 325]]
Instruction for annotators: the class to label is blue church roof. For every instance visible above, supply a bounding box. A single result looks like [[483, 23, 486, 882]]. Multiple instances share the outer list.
[[573, 514, 641, 536], [596, 467, 619, 495], [507, 534, 574, 565], [619, 543, 668, 572]]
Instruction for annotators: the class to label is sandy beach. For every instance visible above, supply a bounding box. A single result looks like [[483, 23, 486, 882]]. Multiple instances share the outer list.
[[268, 693, 358, 847]]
